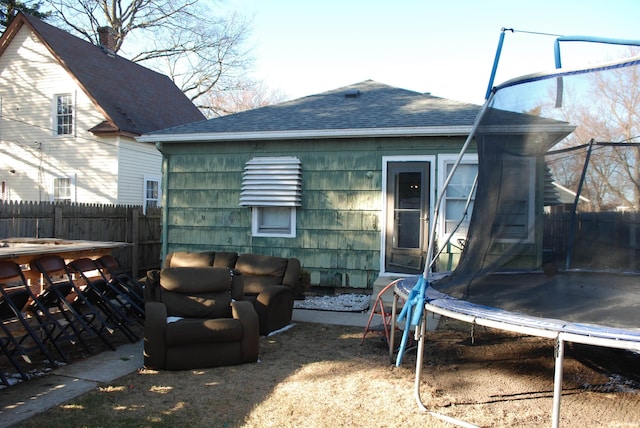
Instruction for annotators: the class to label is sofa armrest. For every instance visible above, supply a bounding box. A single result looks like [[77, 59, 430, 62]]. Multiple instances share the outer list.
[[144, 301, 168, 369], [143, 269, 161, 302], [254, 285, 295, 335], [255, 285, 294, 310], [282, 258, 301, 288], [231, 300, 259, 362]]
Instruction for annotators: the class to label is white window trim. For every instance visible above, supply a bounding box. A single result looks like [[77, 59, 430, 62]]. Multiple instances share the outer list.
[[242, 157, 301, 238], [251, 206, 296, 238], [379, 155, 436, 277], [0, 180, 7, 201], [51, 175, 76, 202], [51, 92, 75, 136], [495, 156, 536, 244], [143, 175, 162, 214], [437, 154, 478, 245]]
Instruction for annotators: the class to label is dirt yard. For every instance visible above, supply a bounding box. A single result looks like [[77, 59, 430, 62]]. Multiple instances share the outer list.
[[5, 317, 639, 427]]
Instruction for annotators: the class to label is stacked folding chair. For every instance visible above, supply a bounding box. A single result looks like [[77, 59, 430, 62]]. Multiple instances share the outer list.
[[95, 255, 145, 319], [68, 258, 140, 342], [29, 255, 116, 354], [0, 261, 69, 385]]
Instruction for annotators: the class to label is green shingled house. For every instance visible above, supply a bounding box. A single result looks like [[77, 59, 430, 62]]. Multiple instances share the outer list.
[[139, 80, 480, 290]]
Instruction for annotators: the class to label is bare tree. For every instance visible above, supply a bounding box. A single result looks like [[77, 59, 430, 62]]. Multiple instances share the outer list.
[[45, 0, 253, 109], [547, 49, 640, 211], [200, 79, 287, 118]]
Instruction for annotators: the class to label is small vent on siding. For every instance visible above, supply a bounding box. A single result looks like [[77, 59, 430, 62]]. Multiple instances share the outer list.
[[240, 157, 302, 207]]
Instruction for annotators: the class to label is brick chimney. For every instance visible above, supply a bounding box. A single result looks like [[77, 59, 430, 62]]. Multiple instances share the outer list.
[[97, 26, 116, 52]]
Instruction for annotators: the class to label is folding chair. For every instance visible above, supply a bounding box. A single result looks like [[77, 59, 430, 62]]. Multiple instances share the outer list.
[[29, 255, 116, 353], [0, 260, 70, 364], [0, 287, 36, 384], [361, 279, 405, 347], [95, 255, 144, 318], [68, 258, 140, 342]]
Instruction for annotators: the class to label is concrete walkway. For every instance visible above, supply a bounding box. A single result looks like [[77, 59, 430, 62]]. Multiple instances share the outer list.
[[0, 309, 372, 427]]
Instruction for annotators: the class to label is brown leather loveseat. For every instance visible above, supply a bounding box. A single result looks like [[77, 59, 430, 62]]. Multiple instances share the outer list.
[[144, 267, 259, 370], [163, 251, 301, 335]]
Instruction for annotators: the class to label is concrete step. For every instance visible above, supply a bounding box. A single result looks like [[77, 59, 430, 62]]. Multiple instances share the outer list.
[[372, 276, 403, 302]]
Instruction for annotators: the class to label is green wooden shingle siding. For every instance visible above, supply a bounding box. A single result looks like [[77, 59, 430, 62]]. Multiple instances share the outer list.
[[161, 136, 468, 289]]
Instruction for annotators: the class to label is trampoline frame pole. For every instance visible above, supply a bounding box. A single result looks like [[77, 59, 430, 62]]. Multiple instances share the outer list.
[[423, 92, 494, 276], [552, 337, 565, 428], [414, 308, 480, 428], [406, 93, 494, 427]]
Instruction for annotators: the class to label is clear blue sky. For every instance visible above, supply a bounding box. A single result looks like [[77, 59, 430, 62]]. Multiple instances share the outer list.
[[224, 0, 640, 105]]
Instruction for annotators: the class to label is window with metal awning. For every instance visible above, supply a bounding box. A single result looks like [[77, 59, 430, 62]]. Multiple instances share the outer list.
[[240, 157, 302, 237]]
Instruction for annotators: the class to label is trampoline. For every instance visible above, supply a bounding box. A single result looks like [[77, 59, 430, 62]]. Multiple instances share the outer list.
[[394, 31, 640, 428]]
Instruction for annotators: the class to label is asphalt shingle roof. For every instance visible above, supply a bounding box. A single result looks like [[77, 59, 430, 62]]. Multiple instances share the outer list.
[[147, 80, 481, 137], [4, 13, 205, 135]]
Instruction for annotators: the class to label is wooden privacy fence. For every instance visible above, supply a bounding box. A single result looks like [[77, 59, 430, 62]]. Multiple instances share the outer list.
[[0, 201, 162, 276], [544, 211, 640, 271]]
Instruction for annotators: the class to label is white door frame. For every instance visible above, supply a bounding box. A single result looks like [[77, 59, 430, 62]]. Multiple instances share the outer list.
[[380, 155, 436, 276]]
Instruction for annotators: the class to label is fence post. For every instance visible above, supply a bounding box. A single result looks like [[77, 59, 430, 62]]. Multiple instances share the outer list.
[[132, 207, 140, 277], [54, 205, 63, 238]]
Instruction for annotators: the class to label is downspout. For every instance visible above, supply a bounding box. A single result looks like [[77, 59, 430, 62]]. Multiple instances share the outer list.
[[155, 142, 169, 264]]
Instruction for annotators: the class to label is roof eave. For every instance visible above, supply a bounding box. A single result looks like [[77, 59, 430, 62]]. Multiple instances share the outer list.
[[137, 125, 474, 143]]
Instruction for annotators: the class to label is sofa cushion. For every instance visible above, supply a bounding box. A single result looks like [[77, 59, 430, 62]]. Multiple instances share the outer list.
[[235, 254, 288, 277], [165, 251, 239, 268], [165, 318, 242, 346], [160, 267, 231, 293], [159, 267, 234, 318], [212, 252, 239, 268], [165, 251, 215, 267]]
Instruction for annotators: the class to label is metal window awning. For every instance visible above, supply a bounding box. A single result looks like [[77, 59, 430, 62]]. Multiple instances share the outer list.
[[240, 157, 302, 207]]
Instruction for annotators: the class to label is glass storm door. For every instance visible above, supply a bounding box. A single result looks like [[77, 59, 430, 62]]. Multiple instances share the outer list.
[[385, 162, 430, 274]]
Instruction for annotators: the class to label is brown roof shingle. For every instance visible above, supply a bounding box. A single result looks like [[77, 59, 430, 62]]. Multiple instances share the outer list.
[[2, 13, 205, 136]]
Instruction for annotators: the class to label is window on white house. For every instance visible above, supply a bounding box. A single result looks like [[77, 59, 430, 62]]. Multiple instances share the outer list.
[[55, 94, 74, 135], [1, 181, 6, 200], [240, 157, 302, 238], [52, 177, 74, 202], [143, 176, 161, 214]]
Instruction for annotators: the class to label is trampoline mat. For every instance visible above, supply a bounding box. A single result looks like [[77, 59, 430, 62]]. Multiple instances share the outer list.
[[398, 272, 640, 342]]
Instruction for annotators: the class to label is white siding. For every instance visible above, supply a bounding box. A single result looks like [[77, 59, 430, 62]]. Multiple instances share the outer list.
[[117, 138, 162, 205], [0, 24, 161, 205]]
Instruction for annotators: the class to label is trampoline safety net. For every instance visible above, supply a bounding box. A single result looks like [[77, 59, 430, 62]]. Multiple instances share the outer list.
[[432, 55, 640, 331]]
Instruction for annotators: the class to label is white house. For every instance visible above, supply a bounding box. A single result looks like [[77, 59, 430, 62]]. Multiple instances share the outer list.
[[0, 13, 205, 209]]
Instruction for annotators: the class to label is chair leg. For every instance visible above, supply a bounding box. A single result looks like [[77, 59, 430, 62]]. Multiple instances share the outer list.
[[83, 284, 139, 343], [0, 325, 30, 382]]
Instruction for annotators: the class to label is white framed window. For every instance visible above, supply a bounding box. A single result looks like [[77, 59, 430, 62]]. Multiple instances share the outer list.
[[1, 180, 7, 200], [54, 94, 74, 135], [252, 206, 296, 238], [495, 156, 536, 243], [240, 157, 302, 238], [143, 175, 161, 214], [52, 176, 75, 202], [438, 155, 478, 242]]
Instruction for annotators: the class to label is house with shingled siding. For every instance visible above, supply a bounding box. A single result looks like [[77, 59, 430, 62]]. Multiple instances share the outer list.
[[0, 13, 205, 208], [139, 80, 481, 290]]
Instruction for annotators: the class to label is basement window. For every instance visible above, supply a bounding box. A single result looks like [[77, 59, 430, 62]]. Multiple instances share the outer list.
[[240, 157, 302, 238]]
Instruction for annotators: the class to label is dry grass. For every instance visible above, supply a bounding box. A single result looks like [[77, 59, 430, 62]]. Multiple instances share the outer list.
[[10, 319, 640, 428]]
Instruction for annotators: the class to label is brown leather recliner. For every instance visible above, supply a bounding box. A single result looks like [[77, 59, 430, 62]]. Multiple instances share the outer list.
[[161, 251, 301, 336], [144, 267, 259, 370], [234, 254, 301, 336]]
